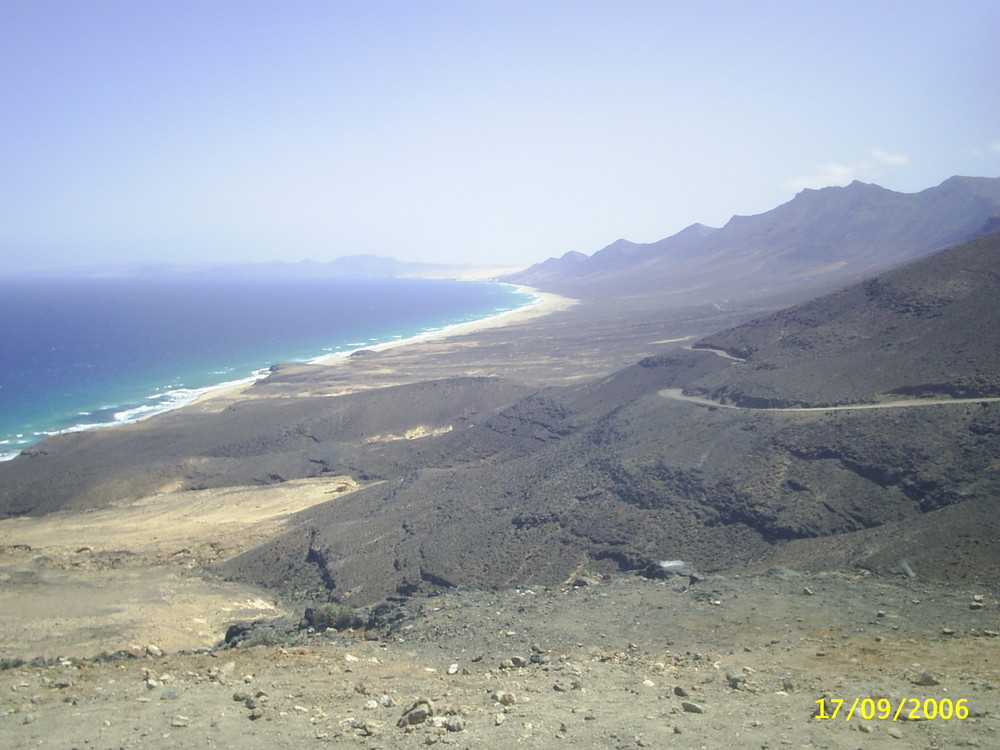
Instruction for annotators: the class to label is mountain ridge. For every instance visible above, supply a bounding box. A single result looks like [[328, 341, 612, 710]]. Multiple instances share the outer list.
[[504, 175, 1000, 302]]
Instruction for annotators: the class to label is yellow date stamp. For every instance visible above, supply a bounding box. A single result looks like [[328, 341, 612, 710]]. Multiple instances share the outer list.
[[814, 697, 969, 721]]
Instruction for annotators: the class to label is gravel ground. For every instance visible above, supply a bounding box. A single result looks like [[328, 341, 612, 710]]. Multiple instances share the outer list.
[[2, 569, 997, 749]]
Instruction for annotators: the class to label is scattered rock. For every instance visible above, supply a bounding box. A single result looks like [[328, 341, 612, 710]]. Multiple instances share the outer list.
[[681, 701, 704, 714], [643, 560, 690, 579], [492, 690, 516, 706], [912, 670, 940, 686], [398, 698, 434, 727], [170, 715, 190, 727], [350, 719, 378, 736]]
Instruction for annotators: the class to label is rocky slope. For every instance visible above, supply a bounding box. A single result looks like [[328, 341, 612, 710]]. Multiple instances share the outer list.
[[689, 228, 1000, 406], [215, 233, 1000, 604]]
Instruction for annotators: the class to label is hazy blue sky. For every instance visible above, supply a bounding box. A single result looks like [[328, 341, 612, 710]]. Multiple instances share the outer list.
[[2, 0, 998, 272]]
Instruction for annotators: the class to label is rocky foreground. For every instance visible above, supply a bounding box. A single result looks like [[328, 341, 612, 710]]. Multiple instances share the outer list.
[[2, 569, 997, 749]]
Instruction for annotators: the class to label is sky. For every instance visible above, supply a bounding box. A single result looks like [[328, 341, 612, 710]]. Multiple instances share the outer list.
[[1, 0, 998, 273]]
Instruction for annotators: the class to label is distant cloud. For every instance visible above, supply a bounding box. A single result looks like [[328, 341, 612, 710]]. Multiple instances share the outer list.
[[782, 148, 911, 192], [871, 148, 910, 166]]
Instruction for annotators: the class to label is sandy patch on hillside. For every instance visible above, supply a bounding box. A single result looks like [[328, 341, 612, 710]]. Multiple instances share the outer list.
[[0, 476, 358, 659]]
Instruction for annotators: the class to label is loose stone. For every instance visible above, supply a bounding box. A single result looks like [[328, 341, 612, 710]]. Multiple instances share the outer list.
[[398, 698, 434, 727]]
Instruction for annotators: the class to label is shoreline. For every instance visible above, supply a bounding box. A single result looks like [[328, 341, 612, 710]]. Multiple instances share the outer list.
[[1, 285, 576, 460], [310, 285, 574, 363], [183, 285, 576, 410]]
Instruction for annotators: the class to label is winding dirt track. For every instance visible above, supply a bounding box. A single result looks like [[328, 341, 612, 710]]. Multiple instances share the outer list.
[[658, 387, 1000, 411]]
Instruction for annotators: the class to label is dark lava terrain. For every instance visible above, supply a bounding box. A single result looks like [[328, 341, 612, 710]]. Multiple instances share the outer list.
[[214, 232, 1000, 605], [4, 232, 999, 610]]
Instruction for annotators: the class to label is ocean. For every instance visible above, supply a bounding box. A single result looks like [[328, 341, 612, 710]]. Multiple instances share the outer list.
[[0, 276, 535, 460]]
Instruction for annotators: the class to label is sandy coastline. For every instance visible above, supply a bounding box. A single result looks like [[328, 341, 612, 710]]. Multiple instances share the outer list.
[[310, 286, 576, 362], [0, 285, 578, 441], [183, 286, 576, 410]]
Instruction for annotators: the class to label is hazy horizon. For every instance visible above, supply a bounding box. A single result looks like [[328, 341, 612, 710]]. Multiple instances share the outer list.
[[2, 0, 998, 274]]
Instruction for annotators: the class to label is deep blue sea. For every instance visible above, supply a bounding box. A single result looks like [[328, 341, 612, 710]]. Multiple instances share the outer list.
[[0, 276, 534, 460]]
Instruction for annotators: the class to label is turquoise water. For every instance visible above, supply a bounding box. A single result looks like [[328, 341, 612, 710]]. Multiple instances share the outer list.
[[0, 276, 535, 459]]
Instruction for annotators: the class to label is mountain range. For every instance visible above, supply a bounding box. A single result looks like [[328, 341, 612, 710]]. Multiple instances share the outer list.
[[503, 175, 1000, 303]]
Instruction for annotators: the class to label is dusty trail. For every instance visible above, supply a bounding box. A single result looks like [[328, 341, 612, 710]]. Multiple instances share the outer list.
[[658, 388, 1000, 411]]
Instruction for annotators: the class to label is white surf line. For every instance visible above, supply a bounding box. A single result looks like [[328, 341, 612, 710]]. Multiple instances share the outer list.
[[658, 388, 1000, 412]]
